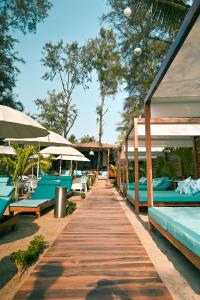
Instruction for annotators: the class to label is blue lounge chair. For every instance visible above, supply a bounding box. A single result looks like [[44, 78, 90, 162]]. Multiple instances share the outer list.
[[0, 185, 17, 234], [9, 180, 61, 218], [40, 175, 72, 193], [148, 207, 200, 270]]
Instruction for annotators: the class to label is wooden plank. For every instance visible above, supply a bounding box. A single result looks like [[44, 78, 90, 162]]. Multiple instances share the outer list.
[[14, 181, 172, 300]]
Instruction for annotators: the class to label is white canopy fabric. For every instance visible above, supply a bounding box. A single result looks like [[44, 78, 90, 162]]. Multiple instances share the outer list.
[[150, 14, 200, 117], [0, 146, 16, 155], [121, 146, 164, 160], [0, 105, 48, 138], [40, 146, 85, 175], [128, 123, 199, 147], [40, 146, 83, 156], [56, 155, 90, 162], [4, 130, 72, 147]]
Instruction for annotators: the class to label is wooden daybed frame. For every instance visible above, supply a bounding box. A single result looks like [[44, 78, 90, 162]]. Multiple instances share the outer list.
[[149, 216, 200, 270], [126, 194, 200, 210], [9, 200, 55, 218]]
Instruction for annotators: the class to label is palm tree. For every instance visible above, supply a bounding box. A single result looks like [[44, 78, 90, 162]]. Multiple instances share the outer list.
[[130, 0, 189, 32], [0, 145, 52, 184]]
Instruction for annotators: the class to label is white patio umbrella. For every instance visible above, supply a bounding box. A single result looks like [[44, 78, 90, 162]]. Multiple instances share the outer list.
[[0, 105, 48, 138], [56, 155, 90, 162], [0, 146, 16, 155], [5, 131, 72, 178], [40, 146, 84, 175]]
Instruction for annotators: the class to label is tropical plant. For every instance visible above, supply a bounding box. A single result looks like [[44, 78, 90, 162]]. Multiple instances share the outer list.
[[68, 134, 78, 144], [154, 155, 178, 179], [80, 135, 97, 143], [87, 28, 124, 145], [0, 145, 52, 182], [86, 28, 124, 169], [164, 147, 193, 177], [103, 0, 190, 134], [66, 202, 77, 215]]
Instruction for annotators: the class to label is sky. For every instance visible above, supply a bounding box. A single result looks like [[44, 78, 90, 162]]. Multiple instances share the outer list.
[[14, 0, 127, 144]]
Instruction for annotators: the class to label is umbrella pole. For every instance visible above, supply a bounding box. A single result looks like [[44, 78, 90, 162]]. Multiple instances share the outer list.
[[70, 160, 72, 175], [59, 155, 62, 176], [37, 142, 40, 179]]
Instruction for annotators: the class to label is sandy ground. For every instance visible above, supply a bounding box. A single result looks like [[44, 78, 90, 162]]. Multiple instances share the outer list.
[[0, 194, 84, 300], [113, 190, 200, 300], [0, 184, 200, 300]]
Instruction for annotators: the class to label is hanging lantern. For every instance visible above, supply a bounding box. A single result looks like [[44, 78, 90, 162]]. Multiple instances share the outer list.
[[89, 149, 94, 156]]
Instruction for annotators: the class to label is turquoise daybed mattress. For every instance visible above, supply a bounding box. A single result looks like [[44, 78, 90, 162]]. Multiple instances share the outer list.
[[9, 199, 52, 208], [127, 190, 200, 203], [149, 207, 200, 257]]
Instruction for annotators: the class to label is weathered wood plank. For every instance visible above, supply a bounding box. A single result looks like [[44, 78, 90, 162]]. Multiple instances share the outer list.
[[13, 181, 172, 299]]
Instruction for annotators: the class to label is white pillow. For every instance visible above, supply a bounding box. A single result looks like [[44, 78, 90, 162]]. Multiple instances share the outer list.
[[189, 179, 199, 194], [195, 179, 200, 191], [176, 177, 191, 194], [139, 177, 147, 184]]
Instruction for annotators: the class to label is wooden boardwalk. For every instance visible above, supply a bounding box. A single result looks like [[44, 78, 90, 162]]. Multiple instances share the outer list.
[[14, 181, 172, 299]]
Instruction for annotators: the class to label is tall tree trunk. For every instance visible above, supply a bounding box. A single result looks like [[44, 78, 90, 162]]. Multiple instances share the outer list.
[[97, 92, 105, 171]]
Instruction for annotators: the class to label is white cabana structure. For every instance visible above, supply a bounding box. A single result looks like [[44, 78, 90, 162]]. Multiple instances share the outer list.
[[0, 105, 48, 138], [140, 1, 200, 270], [121, 146, 164, 161], [0, 146, 15, 155], [125, 118, 200, 213]]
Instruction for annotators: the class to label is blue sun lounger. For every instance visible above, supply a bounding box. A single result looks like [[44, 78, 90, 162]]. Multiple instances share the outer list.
[[41, 175, 72, 192], [0, 185, 17, 234], [148, 207, 200, 270], [9, 180, 61, 217]]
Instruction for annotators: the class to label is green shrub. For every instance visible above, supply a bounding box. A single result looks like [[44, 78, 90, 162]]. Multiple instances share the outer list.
[[80, 192, 86, 199], [66, 201, 77, 215], [87, 180, 91, 190], [10, 235, 47, 276]]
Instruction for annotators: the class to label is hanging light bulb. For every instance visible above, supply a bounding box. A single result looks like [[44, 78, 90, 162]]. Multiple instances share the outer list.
[[89, 149, 94, 156], [124, 7, 132, 17]]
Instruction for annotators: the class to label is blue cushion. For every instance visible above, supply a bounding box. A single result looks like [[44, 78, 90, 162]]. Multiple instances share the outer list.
[[10, 199, 52, 208], [127, 190, 200, 203], [153, 180, 172, 191], [40, 175, 58, 180], [0, 197, 10, 215], [153, 178, 165, 187], [128, 180, 172, 192], [37, 180, 60, 186], [0, 177, 10, 184], [149, 207, 200, 257], [0, 186, 15, 198], [31, 180, 60, 200]]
